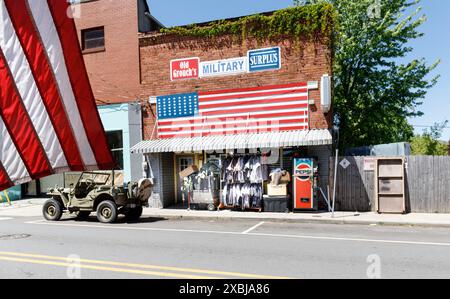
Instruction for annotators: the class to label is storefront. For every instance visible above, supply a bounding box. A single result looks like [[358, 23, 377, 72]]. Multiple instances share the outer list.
[[132, 7, 335, 212], [133, 130, 332, 211]]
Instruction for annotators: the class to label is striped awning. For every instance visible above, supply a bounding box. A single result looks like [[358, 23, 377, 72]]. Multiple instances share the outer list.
[[131, 130, 332, 154]]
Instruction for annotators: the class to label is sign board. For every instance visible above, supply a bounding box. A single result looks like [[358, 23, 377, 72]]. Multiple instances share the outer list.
[[339, 158, 351, 169], [200, 57, 247, 78], [363, 157, 376, 171], [248, 47, 281, 72], [170, 57, 199, 81]]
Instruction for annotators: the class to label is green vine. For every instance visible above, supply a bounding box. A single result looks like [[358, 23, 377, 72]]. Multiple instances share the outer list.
[[160, 4, 337, 43]]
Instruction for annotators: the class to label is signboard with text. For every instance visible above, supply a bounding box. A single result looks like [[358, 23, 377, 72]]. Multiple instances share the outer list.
[[199, 57, 247, 78], [170, 47, 282, 81], [248, 47, 281, 72], [170, 57, 199, 81]]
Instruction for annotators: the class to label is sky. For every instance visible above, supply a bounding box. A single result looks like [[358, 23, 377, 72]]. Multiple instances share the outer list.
[[148, 0, 450, 141]]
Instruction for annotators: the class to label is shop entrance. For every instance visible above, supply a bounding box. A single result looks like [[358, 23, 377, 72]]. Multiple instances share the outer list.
[[176, 155, 194, 204]]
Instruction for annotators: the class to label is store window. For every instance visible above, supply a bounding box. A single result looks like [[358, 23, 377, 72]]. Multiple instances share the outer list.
[[106, 130, 124, 170], [81, 26, 105, 51]]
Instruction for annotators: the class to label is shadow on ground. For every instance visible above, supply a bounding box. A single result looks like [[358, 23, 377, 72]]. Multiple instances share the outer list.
[[59, 216, 168, 224]]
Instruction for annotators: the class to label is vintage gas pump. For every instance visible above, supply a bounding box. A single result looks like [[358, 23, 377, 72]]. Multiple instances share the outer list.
[[293, 158, 319, 211]]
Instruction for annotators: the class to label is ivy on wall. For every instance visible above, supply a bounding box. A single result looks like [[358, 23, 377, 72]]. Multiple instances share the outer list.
[[160, 4, 337, 43]]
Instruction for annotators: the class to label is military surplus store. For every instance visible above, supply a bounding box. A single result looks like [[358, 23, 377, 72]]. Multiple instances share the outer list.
[[131, 6, 336, 212]]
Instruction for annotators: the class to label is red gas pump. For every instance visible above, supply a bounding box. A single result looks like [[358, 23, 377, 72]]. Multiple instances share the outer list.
[[293, 158, 318, 211]]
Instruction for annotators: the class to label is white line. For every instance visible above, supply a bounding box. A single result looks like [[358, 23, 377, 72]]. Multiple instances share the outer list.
[[25, 220, 240, 235], [0, 217, 13, 221], [242, 221, 265, 234], [249, 232, 450, 247], [25, 220, 450, 247]]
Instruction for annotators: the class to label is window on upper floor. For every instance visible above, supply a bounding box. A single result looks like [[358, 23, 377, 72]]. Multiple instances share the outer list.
[[81, 26, 105, 52]]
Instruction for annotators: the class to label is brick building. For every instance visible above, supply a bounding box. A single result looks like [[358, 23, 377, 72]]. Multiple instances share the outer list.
[[35, 1, 335, 211], [72, 0, 162, 104], [133, 7, 335, 210]]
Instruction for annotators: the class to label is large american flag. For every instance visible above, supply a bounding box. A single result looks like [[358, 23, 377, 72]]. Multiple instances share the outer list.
[[0, 0, 115, 191], [157, 82, 312, 139]]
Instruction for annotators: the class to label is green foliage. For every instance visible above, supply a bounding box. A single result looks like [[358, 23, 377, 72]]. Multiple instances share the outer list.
[[160, 4, 337, 43], [307, 0, 440, 151], [410, 121, 449, 156]]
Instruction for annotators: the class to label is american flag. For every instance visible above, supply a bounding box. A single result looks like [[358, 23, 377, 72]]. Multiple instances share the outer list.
[[157, 82, 312, 139], [0, 0, 115, 191]]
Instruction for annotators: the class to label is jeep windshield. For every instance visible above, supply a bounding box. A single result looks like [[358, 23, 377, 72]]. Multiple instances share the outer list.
[[77, 172, 111, 185]]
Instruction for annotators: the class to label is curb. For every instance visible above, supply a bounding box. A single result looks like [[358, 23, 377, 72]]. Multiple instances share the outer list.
[[140, 213, 450, 228]]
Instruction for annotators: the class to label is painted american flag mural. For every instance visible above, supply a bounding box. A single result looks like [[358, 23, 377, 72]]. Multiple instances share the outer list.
[[157, 82, 312, 139], [0, 0, 115, 191]]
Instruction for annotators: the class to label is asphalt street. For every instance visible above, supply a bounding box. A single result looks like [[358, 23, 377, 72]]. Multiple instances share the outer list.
[[1, 215, 450, 279]]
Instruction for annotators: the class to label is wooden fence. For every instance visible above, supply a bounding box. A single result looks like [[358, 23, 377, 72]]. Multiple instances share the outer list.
[[329, 156, 450, 213]]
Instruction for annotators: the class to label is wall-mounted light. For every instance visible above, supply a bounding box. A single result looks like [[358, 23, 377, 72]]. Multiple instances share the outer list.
[[321, 74, 332, 114]]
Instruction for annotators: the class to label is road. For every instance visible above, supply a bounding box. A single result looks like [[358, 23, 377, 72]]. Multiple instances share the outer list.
[[1, 215, 450, 279]]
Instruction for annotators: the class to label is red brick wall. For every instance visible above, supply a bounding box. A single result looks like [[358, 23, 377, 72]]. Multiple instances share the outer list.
[[139, 34, 333, 140], [73, 0, 140, 104]]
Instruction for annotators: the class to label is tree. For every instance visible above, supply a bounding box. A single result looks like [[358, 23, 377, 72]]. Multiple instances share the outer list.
[[410, 121, 449, 156], [296, 0, 439, 150]]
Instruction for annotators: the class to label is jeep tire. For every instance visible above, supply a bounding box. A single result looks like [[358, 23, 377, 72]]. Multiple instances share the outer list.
[[96, 201, 118, 223], [43, 199, 63, 221]]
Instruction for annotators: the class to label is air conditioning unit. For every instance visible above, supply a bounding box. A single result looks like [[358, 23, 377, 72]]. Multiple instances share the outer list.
[[320, 74, 332, 114]]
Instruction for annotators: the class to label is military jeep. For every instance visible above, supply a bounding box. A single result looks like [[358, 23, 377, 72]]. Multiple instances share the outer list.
[[43, 171, 153, 223]]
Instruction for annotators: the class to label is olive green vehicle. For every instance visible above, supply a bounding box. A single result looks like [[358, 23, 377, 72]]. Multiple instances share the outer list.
[[43, 171, 153, 223]]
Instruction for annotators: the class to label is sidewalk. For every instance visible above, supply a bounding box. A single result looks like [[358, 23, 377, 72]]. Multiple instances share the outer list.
[[2, 198, 450, 227]]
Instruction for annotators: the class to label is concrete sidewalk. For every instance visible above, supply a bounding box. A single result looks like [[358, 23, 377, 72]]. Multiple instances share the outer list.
[[2, 198, 450, 227]]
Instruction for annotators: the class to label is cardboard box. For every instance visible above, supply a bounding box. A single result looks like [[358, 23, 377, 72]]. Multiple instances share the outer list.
[[280, 171, 291, 184], [267, 184, 288, 196], [179, 165, 199, 179]]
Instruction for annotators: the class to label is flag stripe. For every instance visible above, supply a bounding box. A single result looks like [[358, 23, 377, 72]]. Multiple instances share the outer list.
[[4, 0, 84, 171], [0, 49, 52, 179], [201, 103, 309, 116], [199, 95, 308, 109], [158, 123, 308, 135], [159, 126, 308, 139], [158, 116, 308, 129], [198, 88, 309, 102], [0, 117, 30, 185], [198, 82, 308, 96], [45, 0, 115, 169], [27, 0, 97, 168], [0, 161, 12, 191]]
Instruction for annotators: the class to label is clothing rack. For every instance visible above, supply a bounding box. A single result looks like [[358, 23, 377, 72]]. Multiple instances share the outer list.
[[219, 152, 264, 212]]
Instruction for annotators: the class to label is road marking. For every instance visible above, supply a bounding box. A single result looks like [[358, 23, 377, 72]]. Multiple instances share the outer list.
[[25, 219, 241, 235], [0, 255, 218, 279], [26, 219, 450, 247], [242, 221, 265, 234], [0, 251, 290, 279], [0, 217, 13, 221]]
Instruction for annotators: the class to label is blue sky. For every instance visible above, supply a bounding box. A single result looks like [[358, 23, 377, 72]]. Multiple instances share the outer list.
[[148, 0, 450, 140]]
